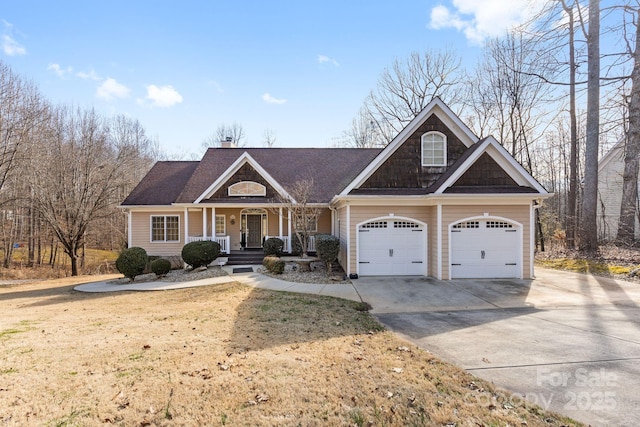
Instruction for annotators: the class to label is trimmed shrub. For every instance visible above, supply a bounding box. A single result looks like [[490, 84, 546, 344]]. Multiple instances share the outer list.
[[262, 255, 285, 274], [115, 247, 148, 281], [181, 240, 221, 269], [150, 258, 172, 277], [315, 234, 340, 274], [263, 237, 284, 256]]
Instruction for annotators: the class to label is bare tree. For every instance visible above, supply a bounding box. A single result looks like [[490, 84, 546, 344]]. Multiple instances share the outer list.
[[580, 0, 601, 251], [263, 128, 277, 147], [202, 122, 246, 149], [344, 106, 384, 148], [32, 107, 146, 275], [271, 179, 322, 258], [617, 3, 640, 244], [365, 49, 465, 143]]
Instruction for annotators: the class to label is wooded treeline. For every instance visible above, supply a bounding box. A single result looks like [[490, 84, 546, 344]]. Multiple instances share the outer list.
[[0, 61, 160, 275], [344, 1, 639, 251]]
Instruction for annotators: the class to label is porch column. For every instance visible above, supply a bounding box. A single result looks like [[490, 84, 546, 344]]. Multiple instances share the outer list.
[[211, 207, 216, 239], [287, 208, 292, 253], [202, 207, 208, 240], [184, 207, 189, 243], [278, 207, 283, 238]]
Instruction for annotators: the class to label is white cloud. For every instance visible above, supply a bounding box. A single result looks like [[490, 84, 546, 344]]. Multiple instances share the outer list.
[[47, 63, 73, 78], [76, 69, 101, 81], [317, 54, 340, 67], [429, 0, 546, 44], [143, 84, 183, 107], [2, 21, 26, 56], [262, 93, 287, 105], [96, 78, 131, 101]]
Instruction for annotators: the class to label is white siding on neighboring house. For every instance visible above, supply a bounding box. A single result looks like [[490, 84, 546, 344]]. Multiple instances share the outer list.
[[597, 142, 640, 241]]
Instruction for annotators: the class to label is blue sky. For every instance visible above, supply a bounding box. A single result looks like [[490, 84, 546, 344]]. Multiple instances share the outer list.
[[1, 0, 544, 158]]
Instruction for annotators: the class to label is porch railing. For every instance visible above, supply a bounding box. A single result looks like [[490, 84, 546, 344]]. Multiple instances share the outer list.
[[186, 235, 231, 254], [265, 235, 316, 253]]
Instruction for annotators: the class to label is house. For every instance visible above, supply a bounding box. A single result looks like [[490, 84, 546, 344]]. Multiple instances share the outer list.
[[121, 98, 549, 279], [597, 139, 640, 241]]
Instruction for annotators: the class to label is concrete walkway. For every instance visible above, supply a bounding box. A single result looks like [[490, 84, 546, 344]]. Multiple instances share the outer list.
[[74, 265, 363, 302]]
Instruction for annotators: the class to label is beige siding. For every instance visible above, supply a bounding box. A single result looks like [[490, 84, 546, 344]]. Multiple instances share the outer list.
[[130, 210, 185, 257], [315, 208, 332, 234], [441, 204, 531, 279], [337, 206, 349, 272], [188, 209, 203, 237], [348, 206, 431, 276]]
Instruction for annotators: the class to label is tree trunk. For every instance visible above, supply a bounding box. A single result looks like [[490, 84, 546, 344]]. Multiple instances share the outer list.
[[564, 1, 578, 249], [580, 0, 600, 251], [617, 8, 640, 245]]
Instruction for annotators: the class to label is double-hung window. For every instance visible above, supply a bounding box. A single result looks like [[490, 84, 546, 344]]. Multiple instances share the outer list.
[[151, 215, 180, 242], [215, 215, 226, 235]]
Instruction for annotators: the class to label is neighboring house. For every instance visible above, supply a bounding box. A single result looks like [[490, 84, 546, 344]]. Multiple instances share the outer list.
[[121, 98, 549, 280], [597, 140, 640, 241]]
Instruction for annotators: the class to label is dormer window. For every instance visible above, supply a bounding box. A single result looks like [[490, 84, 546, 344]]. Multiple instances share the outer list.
[[228, 181, 266, 196], [421, 132, 446, 166]]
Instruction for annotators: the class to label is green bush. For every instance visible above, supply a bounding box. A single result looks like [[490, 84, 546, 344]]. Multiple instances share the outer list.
[[262, 255, 285, 274], [263, 237, 284, 256], [150, 258, 172, 277], [181, 240, 220, 269], [315, 234, 340, 274], [115, 247, 149, 281]]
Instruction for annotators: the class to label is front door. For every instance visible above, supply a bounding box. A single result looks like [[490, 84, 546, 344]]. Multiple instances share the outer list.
[[246, 214, 262, 248]]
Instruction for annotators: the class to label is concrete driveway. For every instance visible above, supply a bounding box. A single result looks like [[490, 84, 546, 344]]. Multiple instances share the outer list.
[[352, 268, 640, 426]]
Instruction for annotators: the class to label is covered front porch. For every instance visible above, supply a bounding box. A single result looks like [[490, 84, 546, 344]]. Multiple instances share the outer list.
[[183, 206, 327, 254]]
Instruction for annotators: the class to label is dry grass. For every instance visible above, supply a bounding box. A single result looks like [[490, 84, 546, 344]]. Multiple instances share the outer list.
[[536, 244, 640, 282], [0, 248, 118, 280], [0, 276, 579, 426]]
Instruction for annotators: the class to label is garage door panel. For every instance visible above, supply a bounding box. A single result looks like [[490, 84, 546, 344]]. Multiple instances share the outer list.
[[359, 219, 426, 276], [450, 220, 520, 279]]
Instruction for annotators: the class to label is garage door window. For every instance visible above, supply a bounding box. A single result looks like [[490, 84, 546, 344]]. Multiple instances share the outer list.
[[362, 221, 387, 229], [394, 221, 420, 228], [452, 221, 479, 229], [486, 221, 513, 228]]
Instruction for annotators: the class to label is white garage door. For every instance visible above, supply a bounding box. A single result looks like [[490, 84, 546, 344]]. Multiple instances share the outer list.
[[358, 219, 426, 276], [450, 219, 520, 279]]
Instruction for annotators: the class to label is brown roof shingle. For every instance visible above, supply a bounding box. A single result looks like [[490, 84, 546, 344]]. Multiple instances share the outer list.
[[123, 148, 381, 206], [121, 161, 199, 205]]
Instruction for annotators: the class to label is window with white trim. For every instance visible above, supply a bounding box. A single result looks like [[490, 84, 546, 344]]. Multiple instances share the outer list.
[[421, 132, 446, 166], [151, 215, 180, 242], [228, 181, 266, 196], [215, 215, 226, 235], [295, 214, 318, 232]]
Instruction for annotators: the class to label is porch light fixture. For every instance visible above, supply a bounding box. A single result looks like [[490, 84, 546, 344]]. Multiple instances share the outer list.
[[230, 215, 236, 225]]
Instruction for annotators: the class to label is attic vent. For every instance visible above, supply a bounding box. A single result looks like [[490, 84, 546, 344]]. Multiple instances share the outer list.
[[228, 181, 266, 197]]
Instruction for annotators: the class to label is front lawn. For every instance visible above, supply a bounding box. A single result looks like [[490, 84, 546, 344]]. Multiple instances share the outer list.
[[0, 276, 579, 426]]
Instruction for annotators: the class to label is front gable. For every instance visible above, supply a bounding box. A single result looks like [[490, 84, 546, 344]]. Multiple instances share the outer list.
[[448, 152, 520, 189], [194, 152, 292, 203], [203, 163, 280, 202], [358, 114, 468, 190]]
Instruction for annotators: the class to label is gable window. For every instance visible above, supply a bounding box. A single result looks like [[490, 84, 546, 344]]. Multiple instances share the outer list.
[[151, 215, 180, 242], [215, 215, 226, 235], [228, 181, 266, 196], [421, 132, 446, 166]]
